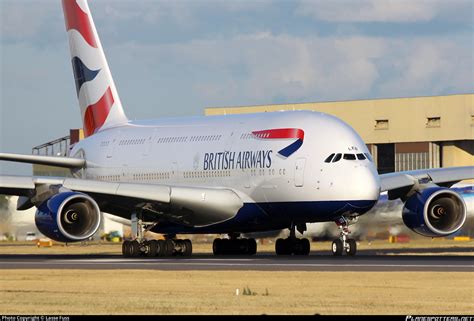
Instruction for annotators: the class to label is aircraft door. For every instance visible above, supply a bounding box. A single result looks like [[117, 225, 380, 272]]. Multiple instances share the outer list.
[[294, 157, 306, 187]]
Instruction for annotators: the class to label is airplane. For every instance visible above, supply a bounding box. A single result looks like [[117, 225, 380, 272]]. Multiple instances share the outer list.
[[0, 0, 472, 257]]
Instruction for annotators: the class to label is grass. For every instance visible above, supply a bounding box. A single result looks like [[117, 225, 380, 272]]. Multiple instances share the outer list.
[[0, 238, 472, 255], [0, 270, 472, 315]]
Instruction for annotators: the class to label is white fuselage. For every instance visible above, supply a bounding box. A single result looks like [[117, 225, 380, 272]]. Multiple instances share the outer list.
[[70, 110, 381, 231]]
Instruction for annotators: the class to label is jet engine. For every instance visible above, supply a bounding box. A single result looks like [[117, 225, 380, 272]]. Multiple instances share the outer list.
[[402, 187, 467, 237], [35, 191, 101, 242]]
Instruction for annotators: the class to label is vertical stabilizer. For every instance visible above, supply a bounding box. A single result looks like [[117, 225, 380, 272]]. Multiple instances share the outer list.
[[62, 0, 128, 137]]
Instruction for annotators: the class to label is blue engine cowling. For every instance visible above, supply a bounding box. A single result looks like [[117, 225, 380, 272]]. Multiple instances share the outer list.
[[402, 187, 467, 237], [35, 191, 102, 243]]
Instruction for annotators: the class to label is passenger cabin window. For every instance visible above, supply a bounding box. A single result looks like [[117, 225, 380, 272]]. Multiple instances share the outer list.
[[324, 153, 335, 163], [332, 153, 342, 162], [343, 154, 356, 160], [356, 153, 366, 160]]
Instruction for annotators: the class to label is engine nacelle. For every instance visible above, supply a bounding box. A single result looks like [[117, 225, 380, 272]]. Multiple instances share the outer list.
[[402, 187, 467, 237], [35, 191, 101, 242]]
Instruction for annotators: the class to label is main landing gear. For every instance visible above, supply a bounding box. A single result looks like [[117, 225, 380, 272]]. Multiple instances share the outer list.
[[121, 211, 193, 258], [331, 216, 357, 256], [275, 223, 310, 255], [213, 233, 257, 255], [122, 238, 192, 258]]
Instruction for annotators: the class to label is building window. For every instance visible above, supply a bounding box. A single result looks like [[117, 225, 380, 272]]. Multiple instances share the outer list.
[[375, 119, 389, 130], [426, 117, 441, 128]]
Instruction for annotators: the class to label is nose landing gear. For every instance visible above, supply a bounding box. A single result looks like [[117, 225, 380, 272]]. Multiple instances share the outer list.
[[332, 216, 357, 256]]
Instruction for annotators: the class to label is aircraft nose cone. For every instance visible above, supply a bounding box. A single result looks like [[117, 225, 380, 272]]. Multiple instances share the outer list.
[[352, 165, 381, 201]]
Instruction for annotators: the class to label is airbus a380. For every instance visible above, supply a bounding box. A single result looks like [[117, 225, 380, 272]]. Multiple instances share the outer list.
[[1, 0, 472, 257]]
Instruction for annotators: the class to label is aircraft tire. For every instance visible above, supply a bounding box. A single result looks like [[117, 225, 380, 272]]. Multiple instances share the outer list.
[[122, 240, 138, 257], [157, 240, 166, 256], [276, 238, 291, 255], [122, 240, 130, 257], [163, 239, 174, 256], [346, 239, 357, 256], [213, 238, 222, 255], [275, 238, 283, 255], [183, 239, 193, 256], [147, 240, 158, 257], [298, 238, 310, 256], [332, 239, 343, 256], [247, 238, 257, 255]]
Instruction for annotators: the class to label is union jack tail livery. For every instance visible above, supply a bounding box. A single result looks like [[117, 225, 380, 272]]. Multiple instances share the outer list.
[[62, 0, 128, 137]]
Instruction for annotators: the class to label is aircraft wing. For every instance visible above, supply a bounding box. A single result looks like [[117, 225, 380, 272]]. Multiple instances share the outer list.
[[379, 166, 474, 200], [0, 175, 243, 227]]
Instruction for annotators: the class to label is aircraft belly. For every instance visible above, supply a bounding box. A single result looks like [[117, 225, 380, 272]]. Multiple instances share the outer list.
[[150, 199, 378, 234]]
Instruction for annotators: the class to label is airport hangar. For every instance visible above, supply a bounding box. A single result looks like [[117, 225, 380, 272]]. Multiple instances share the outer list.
[[32, 93, 473, 177]]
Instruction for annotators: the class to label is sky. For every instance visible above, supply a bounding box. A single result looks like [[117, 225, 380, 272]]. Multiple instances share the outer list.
[[0, 0, 473, 175]]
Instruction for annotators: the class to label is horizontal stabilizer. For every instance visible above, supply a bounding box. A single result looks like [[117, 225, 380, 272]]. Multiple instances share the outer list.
[[0, 153, 86, 169]]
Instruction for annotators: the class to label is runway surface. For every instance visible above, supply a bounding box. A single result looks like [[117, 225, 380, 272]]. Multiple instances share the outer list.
[[0, 248, 473, 271]]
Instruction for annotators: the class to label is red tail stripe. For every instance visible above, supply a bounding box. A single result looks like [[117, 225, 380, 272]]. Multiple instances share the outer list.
[[62, 0, 97, 48], [252, 128, 304, 140], [83, 87, 114, 137]]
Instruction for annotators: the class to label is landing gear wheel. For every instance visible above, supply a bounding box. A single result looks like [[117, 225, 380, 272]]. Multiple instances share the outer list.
[[163, 239, 174, 256], [213, 237, 257, 255], [122, 240, 130, 257], [247, 238, 257, 255], [213, 238, 222, 255], [182, 239, 193, 256], [276, 238, 310, 255], [346, 239, 357, 256], [125, 240, 140, 257], [157, 240, 166, 256], [147, 240, 158, 257], [275, 238, 286, 255], [332, 239, 343, 256], [298, 238, 310, 256]]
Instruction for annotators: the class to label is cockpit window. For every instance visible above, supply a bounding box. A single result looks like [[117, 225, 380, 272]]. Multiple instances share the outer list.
[[343, 154, 356, 160], [364, 153, 373, 162], [356, 153, 366, 160], [324, 153, 335, 163], [332, 153, 342, 162]]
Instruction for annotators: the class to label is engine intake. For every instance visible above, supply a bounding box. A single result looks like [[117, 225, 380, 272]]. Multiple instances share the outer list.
[[35, 191, 101, 242], [402, 187, 467, 237]]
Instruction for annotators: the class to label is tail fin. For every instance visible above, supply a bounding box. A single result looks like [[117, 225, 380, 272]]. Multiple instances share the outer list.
[[62, 0, 128, 137]]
